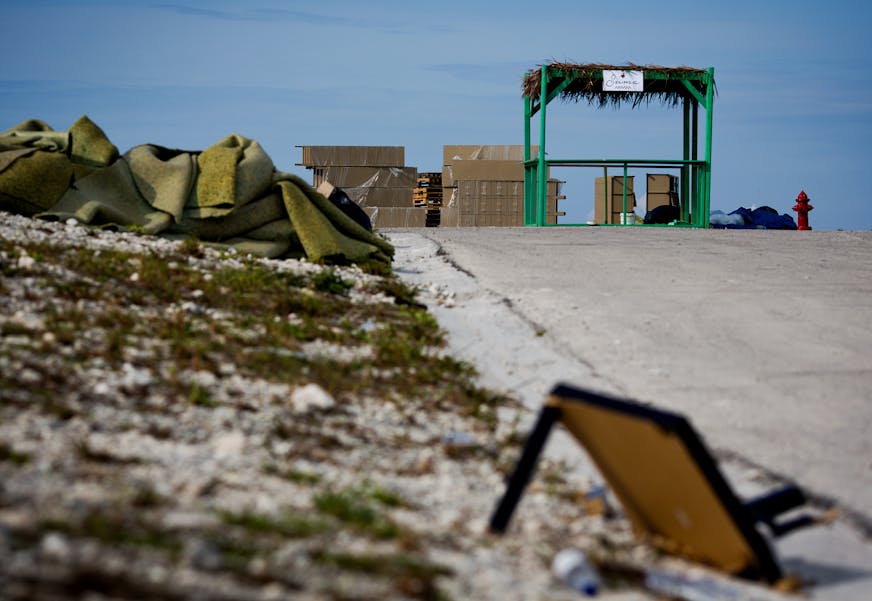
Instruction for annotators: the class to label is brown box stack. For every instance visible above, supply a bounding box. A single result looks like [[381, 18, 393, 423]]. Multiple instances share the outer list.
[[442, 144, 562, 226], [296, 145, 423, 227], [646, 174, 679, 212], [594, 176, 637, 224]]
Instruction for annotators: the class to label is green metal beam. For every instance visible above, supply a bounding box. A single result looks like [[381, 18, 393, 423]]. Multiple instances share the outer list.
[[680, 79, 706, 107], [528, 74, 576, 117]]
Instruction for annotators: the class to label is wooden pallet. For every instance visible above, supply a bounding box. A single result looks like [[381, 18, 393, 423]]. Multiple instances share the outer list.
[[418, 172, 442, 186], [425, 207, 440, 227], [415, 173, 443, 216], [413, 187, 443, 196]]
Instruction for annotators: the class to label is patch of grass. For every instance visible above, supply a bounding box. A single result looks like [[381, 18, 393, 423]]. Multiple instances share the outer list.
[[311, 268, 352, 295], [177, 237, 205, 258], [370, 486, 406, 508], [313, 486, 401, 540], [209, 536, 261, 571], [42, 511, 181, 554], [312, 549, 453, 578], [188, 382, 218, 408], [312, 549, 454, 600], [262, 464, 322, 485], [374, 277, 424, 307], [220, 510, 332, 538]]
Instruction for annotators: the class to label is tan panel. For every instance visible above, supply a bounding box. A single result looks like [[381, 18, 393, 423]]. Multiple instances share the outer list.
[[552, 394, 755, 575]]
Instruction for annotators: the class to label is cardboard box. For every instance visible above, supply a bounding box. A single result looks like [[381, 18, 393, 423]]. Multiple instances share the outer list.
[[645, 174, 679, 213], [457, 180, 524, 198], [343, 186, 412, 208], [646, 192, 679, 212], [646, 173, 678, 195], [364, 206, 426, 228], [439, 206, 460, 227], [447, 160, 524, 185], [298, 146, 404, 167], [313, 166, 417, 188], [442, 144, 537, 164], [442, 187, 458, 208], [594, 176, 636, 224]]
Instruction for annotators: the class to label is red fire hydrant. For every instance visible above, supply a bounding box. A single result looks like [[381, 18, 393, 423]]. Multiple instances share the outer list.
[[793, 190, 813, 230]]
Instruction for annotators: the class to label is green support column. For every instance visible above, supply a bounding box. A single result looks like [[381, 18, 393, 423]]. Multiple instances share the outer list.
[[537, 65, 548, 226], [621, 163, 629, 223], [692, 99, 699, 225], [524, 95, 533, 226], [703, 67, 715, 226], [682, 97, 691, 223]]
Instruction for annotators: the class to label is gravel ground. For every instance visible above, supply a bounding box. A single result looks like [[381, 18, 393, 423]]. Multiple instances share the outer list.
[[0, 212, 672, 601]]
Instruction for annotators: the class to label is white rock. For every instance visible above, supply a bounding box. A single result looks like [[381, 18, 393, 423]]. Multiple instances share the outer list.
[[212, 430, 246, 459], [16, 254, 35, 270], [290, 383, 335, 412], [40, 532, 70, 561]]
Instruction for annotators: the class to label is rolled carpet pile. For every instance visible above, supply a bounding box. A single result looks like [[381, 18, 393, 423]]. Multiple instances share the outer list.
[[0, 116, 393, 265]]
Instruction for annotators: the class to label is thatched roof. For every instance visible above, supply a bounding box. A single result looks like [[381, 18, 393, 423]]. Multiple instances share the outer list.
[[522, 62, 712, 108]]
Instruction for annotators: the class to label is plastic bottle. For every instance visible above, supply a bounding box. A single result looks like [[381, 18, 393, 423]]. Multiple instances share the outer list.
[[551, 548, 600, 596]]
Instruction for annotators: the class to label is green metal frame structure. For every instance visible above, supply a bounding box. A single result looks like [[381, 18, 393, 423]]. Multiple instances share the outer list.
[[522, 63, 715, 227]]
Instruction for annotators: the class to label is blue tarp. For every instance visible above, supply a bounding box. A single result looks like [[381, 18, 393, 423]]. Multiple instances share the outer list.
[[710, 206, 797, 230]]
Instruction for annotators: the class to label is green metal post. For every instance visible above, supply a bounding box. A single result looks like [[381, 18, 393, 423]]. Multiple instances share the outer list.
[[703, 68, 715, 227], [692, 99, 699, 225], [537, 65, 548, 226], [622, 163, 629, 224], [682, 97, 691, 223], [524, 95, 533, 225]]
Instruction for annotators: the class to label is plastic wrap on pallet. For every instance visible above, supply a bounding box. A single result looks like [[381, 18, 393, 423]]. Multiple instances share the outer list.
[[363, 206, 426, 228], [312, 166, 417, 188], [449, 160, 526, 183], [343, 186, 413, 208]]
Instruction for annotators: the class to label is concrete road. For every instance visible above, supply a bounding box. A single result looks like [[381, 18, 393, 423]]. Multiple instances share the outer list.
[[389, 227, 872, 600], [393, 227, 872, 525]]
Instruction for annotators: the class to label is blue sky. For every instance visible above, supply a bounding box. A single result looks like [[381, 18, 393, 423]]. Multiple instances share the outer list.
[[2, 0, 870, 229]]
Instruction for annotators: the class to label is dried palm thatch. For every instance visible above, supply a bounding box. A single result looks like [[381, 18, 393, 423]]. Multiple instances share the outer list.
[[522, 62, 712, 109]]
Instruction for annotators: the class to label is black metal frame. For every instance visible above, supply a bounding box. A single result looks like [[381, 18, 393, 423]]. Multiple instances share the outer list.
[[489, 383, 811, 583]]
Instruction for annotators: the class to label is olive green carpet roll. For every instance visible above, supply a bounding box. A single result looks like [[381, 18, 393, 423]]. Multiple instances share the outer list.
[[0, 115, 393, 266]]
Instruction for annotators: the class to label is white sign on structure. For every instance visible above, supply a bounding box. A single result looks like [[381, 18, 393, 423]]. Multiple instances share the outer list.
[[603, 70, 644, 92]]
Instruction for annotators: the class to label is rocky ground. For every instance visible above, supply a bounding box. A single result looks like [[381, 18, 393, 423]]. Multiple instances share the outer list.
[[0, 212, 674, 601]]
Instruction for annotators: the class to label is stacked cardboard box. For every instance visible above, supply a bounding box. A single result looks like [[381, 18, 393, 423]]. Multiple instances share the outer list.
[[646, 174, 679, 212], [296, 145, 422, 228], [440, 180, 562, 227], [594, 176, 637, 224], [441, 145, 563, 227]]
